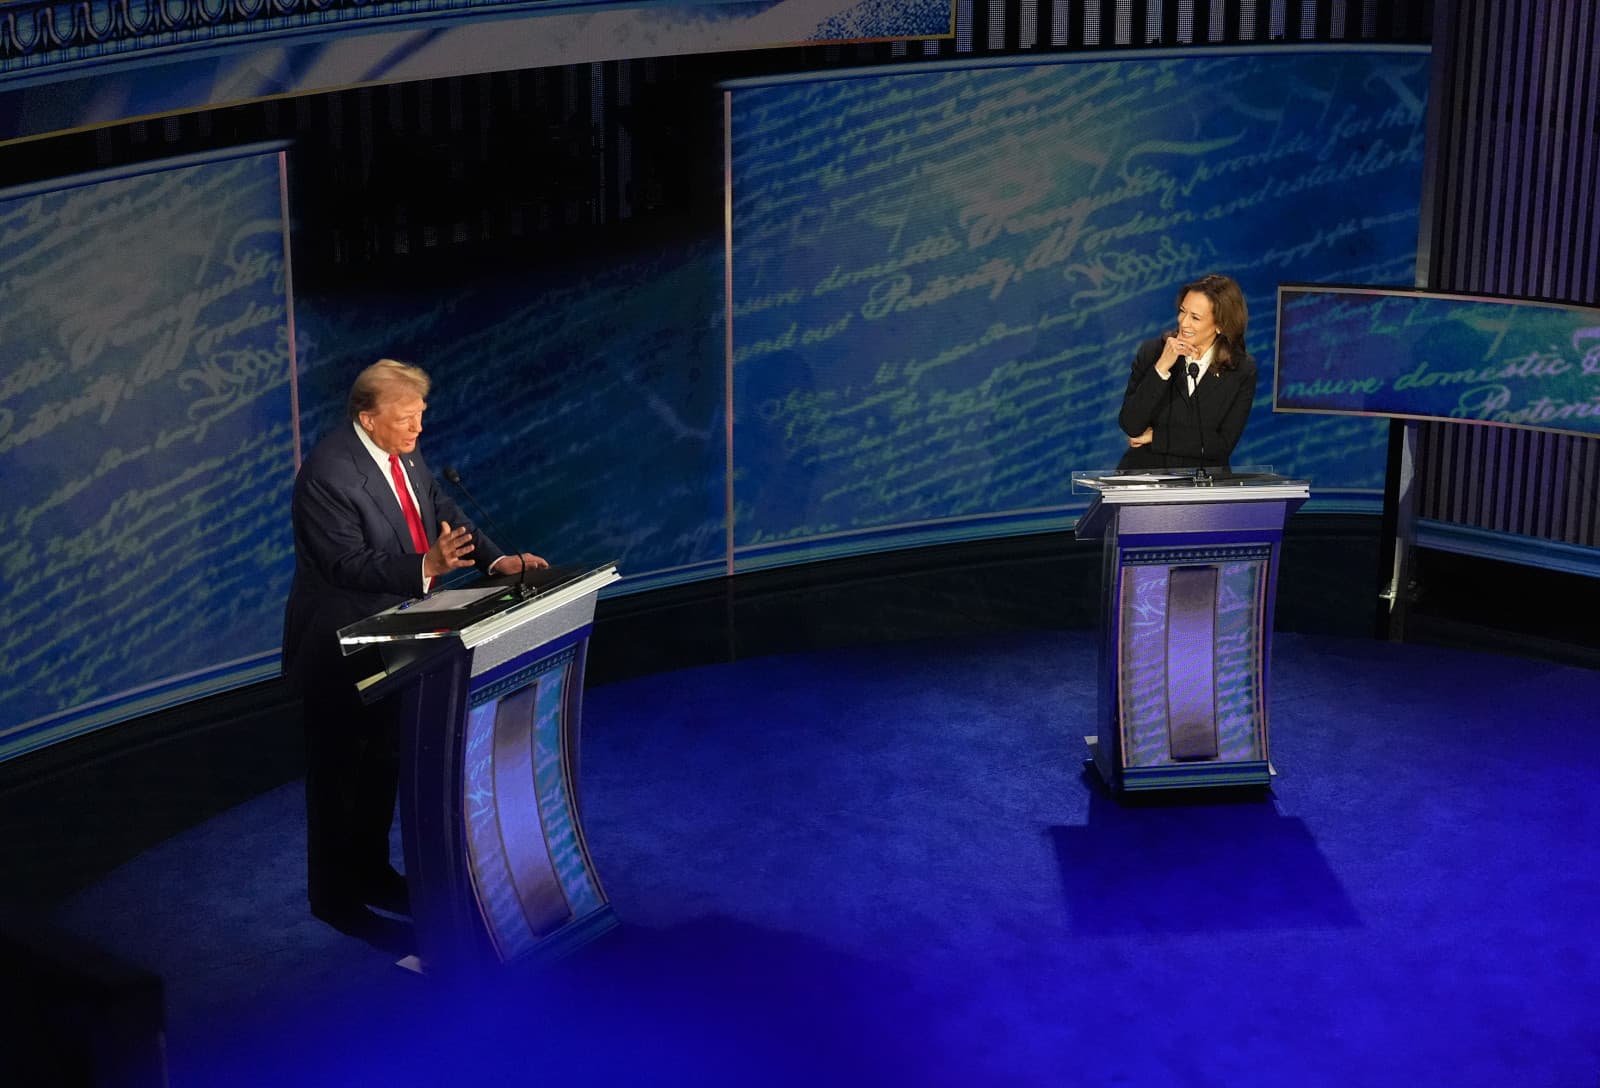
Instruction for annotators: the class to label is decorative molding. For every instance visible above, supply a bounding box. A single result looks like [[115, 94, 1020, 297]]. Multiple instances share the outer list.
[[0, 0, 955, 81], [0, 0, 479, 72]]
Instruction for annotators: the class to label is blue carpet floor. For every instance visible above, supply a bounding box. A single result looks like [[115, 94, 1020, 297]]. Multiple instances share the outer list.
[[55, 630, 1600, 1086]]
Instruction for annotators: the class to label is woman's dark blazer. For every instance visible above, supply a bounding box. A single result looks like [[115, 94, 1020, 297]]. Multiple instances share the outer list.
[[1116, 337, 1258, 470]]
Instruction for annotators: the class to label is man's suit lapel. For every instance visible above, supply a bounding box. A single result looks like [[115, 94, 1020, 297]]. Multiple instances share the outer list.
[[342, 426, 415, 552]]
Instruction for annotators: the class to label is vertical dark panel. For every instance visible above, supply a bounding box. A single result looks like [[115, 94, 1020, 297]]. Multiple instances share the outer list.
[[1356, 0, 1382, 38], [1484, 0, 1516, 293], [1532, 432, 1555, 539], [1554, 436, 1576, 541], [1504, 429, 1524, 534], [1584, 4, 1600, 306], [1426, 0, 1462, 267], [1162, 0, 1181, 44], [1096, 0, 1116, 45], [1546, 2, 1577, 295], [1566, 2, 1600, 302], [1417, 421, 1437, 518], [616, 61, 633, 222], [1283, 0, 1301, 40], [1514, 3, 1548, 297], [1419, 0, 1600, 551], [1532, 5, 1564, 300], [1036, 0, 1056, 46], [969, 0, 989, 51], [1579, 440, 1596, 545], [1037, 0, 1056, 46], [1066, 0, 1085, 46], [1495, 1, 1526, 295]]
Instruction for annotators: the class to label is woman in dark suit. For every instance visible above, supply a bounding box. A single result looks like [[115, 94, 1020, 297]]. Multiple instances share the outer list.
[[1117, 274, 1257, 470]]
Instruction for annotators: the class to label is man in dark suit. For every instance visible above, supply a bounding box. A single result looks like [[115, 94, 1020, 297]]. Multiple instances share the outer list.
[[282, 359, 546, 947], [1117, 274, 1258, 470]]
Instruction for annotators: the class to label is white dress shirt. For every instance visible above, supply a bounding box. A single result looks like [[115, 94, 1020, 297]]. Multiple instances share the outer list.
[[1158, 341, 1217, 395]]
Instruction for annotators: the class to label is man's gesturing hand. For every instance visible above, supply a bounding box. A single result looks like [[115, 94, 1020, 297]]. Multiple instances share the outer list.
[[424, 520, 476, 578]]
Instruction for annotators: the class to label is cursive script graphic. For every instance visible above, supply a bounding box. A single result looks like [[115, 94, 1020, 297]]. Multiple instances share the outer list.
[[730, 53, 1429, 550], [0, 151, 297, 743], [292, 236, 729, 585], [1278, 290, 1600, 438]]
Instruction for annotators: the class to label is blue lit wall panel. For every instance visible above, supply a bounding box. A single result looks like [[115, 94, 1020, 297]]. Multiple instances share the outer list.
[[0, 147, 296, 758], [1277, 286, 1600, 436], [728, 48, 1429, 565], [291, 238, 729, 590]]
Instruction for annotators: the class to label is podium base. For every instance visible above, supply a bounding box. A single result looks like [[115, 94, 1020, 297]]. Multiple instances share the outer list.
[[399, 905, 622, 977], [1086, 735, 1275, 792]]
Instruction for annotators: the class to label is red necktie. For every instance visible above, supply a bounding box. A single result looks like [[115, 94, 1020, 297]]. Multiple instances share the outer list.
[[388, 454, 430, 554]]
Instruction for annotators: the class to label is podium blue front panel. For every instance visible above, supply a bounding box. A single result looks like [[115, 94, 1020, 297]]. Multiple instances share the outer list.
[[729, 47, 1430, 568], [462, 645, 604, 962], [1119, 550, 1268, 771]]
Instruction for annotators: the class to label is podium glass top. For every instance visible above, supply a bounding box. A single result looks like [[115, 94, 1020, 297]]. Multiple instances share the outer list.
[[1071, 466, 1308, 497], [1071, 469, 1310, 539], [337, 561, 617, 651]]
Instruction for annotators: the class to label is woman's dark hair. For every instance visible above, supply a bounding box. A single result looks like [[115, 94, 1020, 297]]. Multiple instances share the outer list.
[[1176, 274, 1248, 372]]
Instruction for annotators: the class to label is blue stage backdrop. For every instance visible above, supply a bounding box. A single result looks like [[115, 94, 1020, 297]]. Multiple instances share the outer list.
[[727, 47, 1430, 567], [0, 146, 296, 760], [290, 237, 729, 593], [0, 47, 1440, 761], [1276, 285, 1600, 435]]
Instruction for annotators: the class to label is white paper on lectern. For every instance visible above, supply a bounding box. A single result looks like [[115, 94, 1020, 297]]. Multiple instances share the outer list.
[[396, 587, 504, 614]]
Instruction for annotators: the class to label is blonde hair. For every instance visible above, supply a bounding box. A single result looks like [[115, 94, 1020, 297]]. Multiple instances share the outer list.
[[347, 358, 430, 420]]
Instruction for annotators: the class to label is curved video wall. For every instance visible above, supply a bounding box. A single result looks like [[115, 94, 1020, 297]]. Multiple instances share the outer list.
[[728, 48, 1430, 567], [290, 238, 730, 590], [1276, 285, 1600, 435], [1, 46, 1431, 760], [0, 147, 296, 759]]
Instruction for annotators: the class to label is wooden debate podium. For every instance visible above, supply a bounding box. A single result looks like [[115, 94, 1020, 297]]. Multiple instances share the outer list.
[[1073, 470, 1308, 792], [338, 561, 620, 975]]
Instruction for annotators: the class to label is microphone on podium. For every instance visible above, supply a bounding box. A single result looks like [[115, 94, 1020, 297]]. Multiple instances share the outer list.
[[441, 465, 531, 593], [1185, 363, 1212, 485]]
